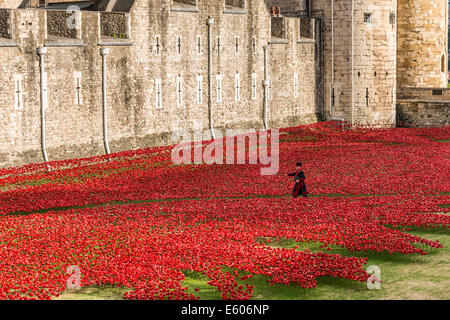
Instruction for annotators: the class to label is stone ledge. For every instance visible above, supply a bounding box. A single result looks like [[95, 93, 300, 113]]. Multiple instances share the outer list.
[[171, 7, 199, 13], [397, 99, 450, 104], [269, 38, 289, 45], [0, 42, 18, 47]]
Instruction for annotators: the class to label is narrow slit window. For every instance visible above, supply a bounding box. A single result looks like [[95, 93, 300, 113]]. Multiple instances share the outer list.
[[252, 73, 257, 100], [197, 36, 202, 55], [14, 75, 23, 110], [294, 73, 299, 98], [177, 76, 183, 106], [155, 78, 162, 109], [235, 73, 240, 102], [155, 36, 161, 55], [235, 36, 239, 54], [252, 37, 256, 54], [196, 75, 203, 104], [216, 74, 223, 103], [216, 36, 221, 53], [74, 71, 83, 105], [177, 36, 182, 54], [366, 88, 369, 106], [331, 87, 335, 107]]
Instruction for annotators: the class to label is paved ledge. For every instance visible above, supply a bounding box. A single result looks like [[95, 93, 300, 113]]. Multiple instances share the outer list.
[[44, 42, 86, 47], [397, 99, 450, 104], [98, 41, 133, 47]]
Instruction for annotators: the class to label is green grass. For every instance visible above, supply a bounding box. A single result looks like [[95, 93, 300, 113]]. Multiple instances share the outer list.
[[55, 228, 449, 300]]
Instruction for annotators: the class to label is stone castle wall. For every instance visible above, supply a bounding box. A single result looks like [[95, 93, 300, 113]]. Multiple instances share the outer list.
[[311, 0, 397, 126], [397, 0, 448, 88], [0, 0, 321, 168], [397, 87, 450, 127]]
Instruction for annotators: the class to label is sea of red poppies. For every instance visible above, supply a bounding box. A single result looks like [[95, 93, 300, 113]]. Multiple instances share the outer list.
[[0, 122, 448, 300]]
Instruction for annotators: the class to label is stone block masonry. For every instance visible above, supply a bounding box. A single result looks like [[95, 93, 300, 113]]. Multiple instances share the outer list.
[[397, 87, 450, 127], [0, 0, 321, 168], [100, 12, 128, 39], [47, 10, 77, 39]]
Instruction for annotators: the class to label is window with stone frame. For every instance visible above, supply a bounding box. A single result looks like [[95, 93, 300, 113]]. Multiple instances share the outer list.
[[389, 13, 396, 25], [363, 13, 372, 23]]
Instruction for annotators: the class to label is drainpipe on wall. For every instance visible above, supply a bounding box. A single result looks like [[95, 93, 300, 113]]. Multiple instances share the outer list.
[[37, 46, 49, 165], [207, 17, 215, 139], [263, 45, 269, 130], [100, 48, 111, 155]]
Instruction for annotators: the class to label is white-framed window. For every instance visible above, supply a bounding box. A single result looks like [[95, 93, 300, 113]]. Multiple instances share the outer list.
[[216, 74, 223, 103], [234, 36, 239, 54], [251, 73, 257, 100], [176, 76, 183, 106], [252, 37, 257, 54], [155, 78, 162, 109], [176, 35, 182, 54], [13, 74, 23, 110], [197, 36, 202, 55], [389, 13, 396, 25], [196, 75, 203, 104], [363, 13, 372, 23], [74, 71, 83, 105], [293, 73, 299, 98], [155, 35, 161, 55], [235, 73, 241, 102]]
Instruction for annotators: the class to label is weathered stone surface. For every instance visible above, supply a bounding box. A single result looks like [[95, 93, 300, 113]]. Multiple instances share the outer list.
[[101, 12, 127, 38], [47, 10, 77, 39], [0, 0, 448, 168], [397, 0, 448, 88]]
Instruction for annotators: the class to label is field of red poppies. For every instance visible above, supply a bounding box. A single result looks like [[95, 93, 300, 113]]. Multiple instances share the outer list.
[[0, 122, 448, 300]]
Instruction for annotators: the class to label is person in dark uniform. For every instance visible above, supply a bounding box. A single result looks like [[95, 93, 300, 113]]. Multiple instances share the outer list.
[[287, 162, 307, 197]]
